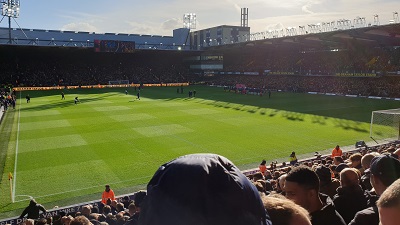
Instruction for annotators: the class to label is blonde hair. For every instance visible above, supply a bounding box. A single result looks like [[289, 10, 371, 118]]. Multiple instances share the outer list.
[[262, 195, 310, 225]]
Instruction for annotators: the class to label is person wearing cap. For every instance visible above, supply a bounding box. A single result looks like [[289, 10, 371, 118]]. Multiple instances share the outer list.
[[349, 155, 400, 225], [138, 153, 272, 225], [376, 178, 400, 225], [285, 166, 346, 225], [331, 145, 343, 158], [333, 168, 368, 224], [332, 163, 349, 179], [101, 185, 115, 204]]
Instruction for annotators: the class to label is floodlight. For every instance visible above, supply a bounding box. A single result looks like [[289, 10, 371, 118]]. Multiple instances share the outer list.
[[183, 13, 196, 29], [1, 0, 20, 18]]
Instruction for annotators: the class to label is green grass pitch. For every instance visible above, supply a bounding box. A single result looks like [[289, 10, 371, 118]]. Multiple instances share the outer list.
[[0, 85, 399, 217]]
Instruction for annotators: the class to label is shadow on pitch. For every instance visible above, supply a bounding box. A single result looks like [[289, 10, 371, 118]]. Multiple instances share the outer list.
[[18, 96, 107, 112]]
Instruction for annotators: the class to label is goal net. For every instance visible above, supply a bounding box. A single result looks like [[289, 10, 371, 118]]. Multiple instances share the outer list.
[[108, 80, 130, 85], [370, 109, 400, 142]]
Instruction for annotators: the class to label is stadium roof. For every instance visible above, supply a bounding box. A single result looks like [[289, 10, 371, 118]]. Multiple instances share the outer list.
[[207, 23, 400, 52]]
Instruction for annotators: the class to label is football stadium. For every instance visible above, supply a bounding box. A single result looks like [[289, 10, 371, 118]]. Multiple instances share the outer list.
[[1, 1, 400, 225]]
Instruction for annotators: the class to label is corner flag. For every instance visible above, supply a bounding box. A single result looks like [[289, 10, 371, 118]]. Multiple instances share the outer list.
[[8, 172, 13, 180]]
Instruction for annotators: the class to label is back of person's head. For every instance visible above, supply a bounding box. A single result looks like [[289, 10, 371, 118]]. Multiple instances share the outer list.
[[314, 165, 331, 185], [111, 200, 117, 208], [91, 205, 99, 214], [335, 163, 349, 173], [361, 153, 379, 170], [133, 190, 146, 208], [102, 205, 111, 215], [116, 216, 128, 225], [70, 216, 91, 225], [254, 181, 266, 192], [253, 172, 264, 181], [36, 218, 47, 225], [334, 156, 344, 164], [116, 203, 124, 212], [377, 178, 400, 208], [286, 166, 320, 192], [81, 205, 91, 216], [128, 203, 136, 216], [370, 155, 400, 187], [340, 168, 360, 187], [138, 154, 272, 225], [376, 178, 400, 225], [24, 219, 35, 225], [262, 195, 311, 225], [29, 199, 37, 207], [349, 153, 362, 163], [105, 214, 116, 225]]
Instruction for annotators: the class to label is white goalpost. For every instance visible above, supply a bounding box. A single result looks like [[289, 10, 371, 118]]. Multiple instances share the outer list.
[[370, 108, 400, 143]]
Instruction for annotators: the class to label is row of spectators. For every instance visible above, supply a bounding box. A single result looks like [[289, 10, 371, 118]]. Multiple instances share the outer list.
[[211, 75, 400, 97], [223, 45, 400, 75], [16, 143, 400, 225]]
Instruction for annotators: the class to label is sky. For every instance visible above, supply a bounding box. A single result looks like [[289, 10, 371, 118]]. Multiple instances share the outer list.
[[2, 0, 399, 36]]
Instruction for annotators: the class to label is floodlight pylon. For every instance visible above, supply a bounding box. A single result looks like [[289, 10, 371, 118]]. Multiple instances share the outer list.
[[1, 0, 20, 44]]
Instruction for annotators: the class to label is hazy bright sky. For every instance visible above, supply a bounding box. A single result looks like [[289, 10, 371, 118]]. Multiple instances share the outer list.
[[3, 0, 399, 36]]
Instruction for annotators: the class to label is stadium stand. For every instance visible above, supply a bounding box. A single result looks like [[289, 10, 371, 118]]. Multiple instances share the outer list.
[[0, 45, 199, 87]]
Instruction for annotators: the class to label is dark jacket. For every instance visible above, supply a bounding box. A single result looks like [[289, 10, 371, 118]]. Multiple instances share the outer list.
[[348, 194, 379, 225], [310, 194, 346, 225], [20, 200, 47, 219], [320, 179, 340, 199], [333, 185, 368, 224], [348, 206, 379, 225], [360, 172, 372, 191], [138, 154, 272, 225]]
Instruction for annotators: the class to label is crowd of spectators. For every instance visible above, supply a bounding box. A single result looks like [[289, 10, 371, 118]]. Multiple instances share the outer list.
[[210, 44, 400, 98], [212, 75, 400, 98], [0, 89, 16, 111], [249, 142, 400, 225], [0, 45, 198, 87], [222, 45, 400, 75], [15, 143, 400, 225]]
